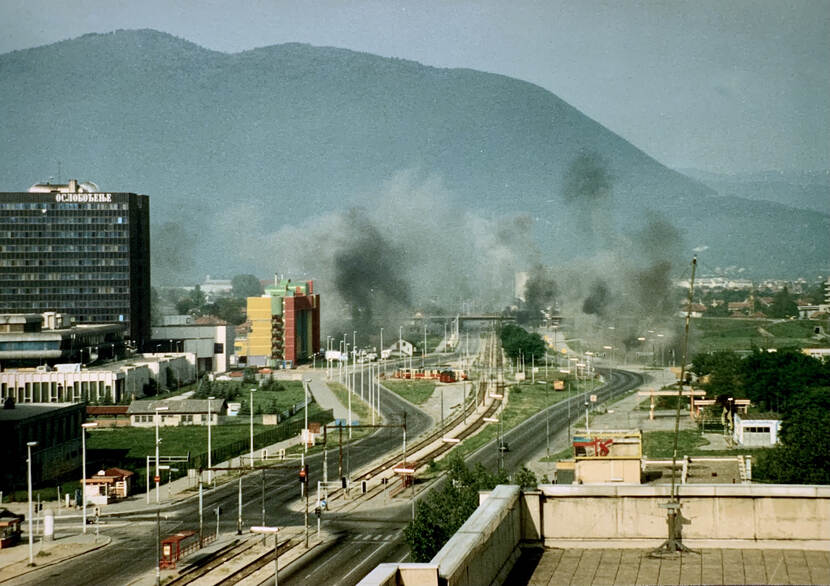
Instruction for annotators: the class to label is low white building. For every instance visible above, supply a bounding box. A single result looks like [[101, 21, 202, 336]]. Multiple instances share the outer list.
[[385, 339, 414, 358], [733, 414, 781, 447], [0, 353, 195, 405], [127, 398, 227, 427]]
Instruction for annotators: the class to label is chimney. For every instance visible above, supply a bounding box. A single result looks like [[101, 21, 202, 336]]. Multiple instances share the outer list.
[[68, 179, 78, 193]]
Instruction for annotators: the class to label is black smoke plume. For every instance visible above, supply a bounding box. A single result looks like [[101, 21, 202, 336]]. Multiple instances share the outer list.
[[524, 264, 558, 321], [332, 209, 411, 330], [562, 151, 613, 204], [582, 280, 610, 317]]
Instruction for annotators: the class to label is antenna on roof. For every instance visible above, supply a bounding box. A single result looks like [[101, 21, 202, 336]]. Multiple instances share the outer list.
[[651, 256, 698, 557]]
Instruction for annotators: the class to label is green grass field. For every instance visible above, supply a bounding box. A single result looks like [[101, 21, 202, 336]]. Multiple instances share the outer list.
[[326, 382, 379, 440], [690, 317, 823, 352], [382, 379, 436, 405], [247, 381, 306, 413], [87, 423, 272, 459]]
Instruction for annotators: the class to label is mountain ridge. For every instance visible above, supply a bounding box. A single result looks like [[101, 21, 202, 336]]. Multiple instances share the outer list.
[[1, 29, 826, 281]]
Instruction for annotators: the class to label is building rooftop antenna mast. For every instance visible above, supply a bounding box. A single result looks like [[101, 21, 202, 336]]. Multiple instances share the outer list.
[[651, 256, 698, 557]]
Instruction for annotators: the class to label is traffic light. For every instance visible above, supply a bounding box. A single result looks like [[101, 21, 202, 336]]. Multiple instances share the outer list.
[[298, 464, 308, 484]]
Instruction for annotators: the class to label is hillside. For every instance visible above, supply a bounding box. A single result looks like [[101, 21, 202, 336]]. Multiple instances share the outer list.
[[1, 29, 826, 282]]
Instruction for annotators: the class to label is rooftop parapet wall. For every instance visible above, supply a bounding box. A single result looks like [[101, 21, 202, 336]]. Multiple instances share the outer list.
[[431, 484, 522, 586], [357, 483, 830, 586], [538, 484, 830, 547]]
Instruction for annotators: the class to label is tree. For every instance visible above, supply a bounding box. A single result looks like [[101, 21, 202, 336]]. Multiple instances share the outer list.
[[204, 297, 246, 324], [231, 274, 264, 299], [754, 388, 830, 484], [691, 350, 743, 397], [768, 286, 798, 319], [512, 466, 538, 490], [740, 348, 828, 412], [404, 453, 506, 562], [499, 324, 546, 361], [175, 285, 208, 316]]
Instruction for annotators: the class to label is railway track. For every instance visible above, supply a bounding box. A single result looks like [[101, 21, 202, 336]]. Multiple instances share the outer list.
[[336, 331, 506, 500]]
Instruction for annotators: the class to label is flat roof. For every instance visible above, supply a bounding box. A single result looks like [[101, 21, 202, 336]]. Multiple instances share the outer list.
[[521, 547, 830, 586], [0, 402, 82, 422]]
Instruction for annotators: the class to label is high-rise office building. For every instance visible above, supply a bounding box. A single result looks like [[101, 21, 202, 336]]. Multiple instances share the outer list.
[[0, 180, 151, 349]]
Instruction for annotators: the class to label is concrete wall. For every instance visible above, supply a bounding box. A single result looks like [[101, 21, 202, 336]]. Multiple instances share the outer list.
[[431, 484, 522, 586], [539, 484, 830, 547], [357, 485, 524, 586]]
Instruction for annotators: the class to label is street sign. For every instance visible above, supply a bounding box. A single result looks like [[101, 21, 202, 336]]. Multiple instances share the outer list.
[[154, 475, 161, 483], [590, 394, 597, 402]]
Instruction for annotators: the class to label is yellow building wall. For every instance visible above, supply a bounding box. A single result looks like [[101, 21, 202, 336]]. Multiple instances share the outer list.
[[247, 297, 276, 358], [234, 338, 249, 358]]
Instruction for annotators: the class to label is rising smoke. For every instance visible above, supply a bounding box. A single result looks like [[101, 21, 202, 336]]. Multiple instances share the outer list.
[[332, 208, 411, 328], [238, 170, 536, 335], [523, 264, 558, 319]]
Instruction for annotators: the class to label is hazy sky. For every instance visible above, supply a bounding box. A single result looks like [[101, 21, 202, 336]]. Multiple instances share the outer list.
[[2, 0, 828, 174]]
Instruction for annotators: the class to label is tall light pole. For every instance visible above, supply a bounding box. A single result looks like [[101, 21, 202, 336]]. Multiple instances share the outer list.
[[26, 441, 37, 566], [603, 345, 614, 382], [207, 396, 215, 485], [249, 388, 256, 468], [154, 406, 168, 504], [81, 422, 98, 533], [380, 327, 384, 375], [423, 322, 426, 368], [303, 378, 310, 454]]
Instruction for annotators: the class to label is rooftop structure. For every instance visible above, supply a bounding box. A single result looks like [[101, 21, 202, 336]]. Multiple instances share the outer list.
[[0, 402, 85, 491], [0, 312, 126, 366]]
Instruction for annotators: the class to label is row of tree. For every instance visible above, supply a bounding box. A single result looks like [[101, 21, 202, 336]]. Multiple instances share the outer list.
[[691, 348, 829, 412]]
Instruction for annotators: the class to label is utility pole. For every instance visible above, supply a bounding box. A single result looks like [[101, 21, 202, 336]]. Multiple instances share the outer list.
[[198, 477, 204, 546], [237, 477, 242, 535], [155, 511, 161, 586], [338, 425, 343, 484]]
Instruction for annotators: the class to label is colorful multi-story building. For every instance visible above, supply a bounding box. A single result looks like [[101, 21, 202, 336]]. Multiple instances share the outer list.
[[235, 278, 320, 368]]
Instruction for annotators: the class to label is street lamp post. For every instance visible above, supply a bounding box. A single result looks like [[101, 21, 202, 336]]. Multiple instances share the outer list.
[[26, 441, 37, 566], [249, 388, 256, 468], [584, 401, 590, 435], [603, 345, 614, 382], [303, 378, 310, 454], [154, 406, 169, 504], [207, 396, 215, 485], [81, 422, 98, 533]]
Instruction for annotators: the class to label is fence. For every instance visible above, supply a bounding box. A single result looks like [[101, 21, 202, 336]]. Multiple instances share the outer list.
[[189, 406, 333, 470]]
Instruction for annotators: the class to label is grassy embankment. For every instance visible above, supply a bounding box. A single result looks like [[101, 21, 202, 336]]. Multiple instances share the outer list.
[[326, 381, 380, 442]]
